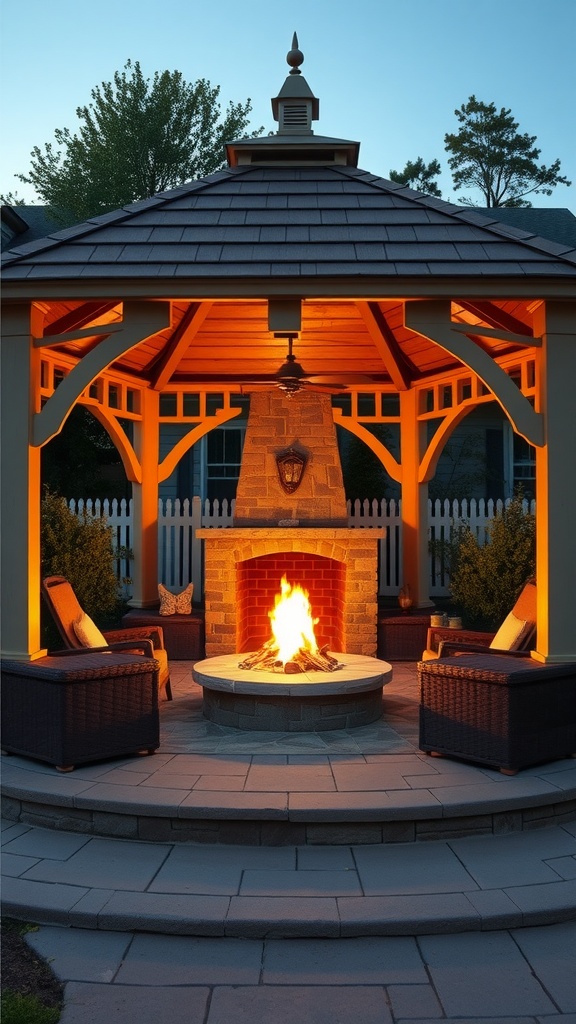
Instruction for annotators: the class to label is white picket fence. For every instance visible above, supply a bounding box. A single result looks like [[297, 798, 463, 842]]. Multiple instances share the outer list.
[[68, 495, 535, 601]]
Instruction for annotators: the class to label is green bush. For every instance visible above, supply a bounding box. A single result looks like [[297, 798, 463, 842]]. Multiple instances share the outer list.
[[446, 494, 535, 628], [41, 491, 122, 644]]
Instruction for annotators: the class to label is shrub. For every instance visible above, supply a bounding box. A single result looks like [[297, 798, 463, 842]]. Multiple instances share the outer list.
[[447, 494, 535, 628], [41, 491, 121, 643]]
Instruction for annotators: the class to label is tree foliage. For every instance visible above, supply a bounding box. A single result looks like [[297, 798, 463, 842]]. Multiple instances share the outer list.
[[444, 95, 571, 207], [389, 157, 442, 197], [41, 491, 122, 642], [42, 406, 127, 501], [18, 60, 262, 221], [446, 494, 535, 627], [0, 191, 26, 205]]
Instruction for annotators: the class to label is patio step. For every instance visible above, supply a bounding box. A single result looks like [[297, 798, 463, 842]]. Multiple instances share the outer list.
[[2, 817, 576, 938]]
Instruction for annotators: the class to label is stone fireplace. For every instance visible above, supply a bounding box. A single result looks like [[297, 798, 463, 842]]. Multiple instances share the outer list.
[[198, 391, 384, 658]]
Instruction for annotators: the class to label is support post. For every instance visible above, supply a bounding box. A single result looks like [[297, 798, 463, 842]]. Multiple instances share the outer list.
[[1, 304, 46, 659], [399, 389, 432, 608], [130, 389, 161, 608], [532, 300, 576, 662]]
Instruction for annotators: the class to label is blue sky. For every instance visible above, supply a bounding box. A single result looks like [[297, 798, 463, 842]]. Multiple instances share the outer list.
[[1, 0, 575, 211]]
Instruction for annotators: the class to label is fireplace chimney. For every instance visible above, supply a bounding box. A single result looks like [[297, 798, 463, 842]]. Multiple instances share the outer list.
[[233, 390, 348, 526]]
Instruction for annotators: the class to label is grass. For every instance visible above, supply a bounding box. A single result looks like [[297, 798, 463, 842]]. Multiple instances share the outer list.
[[1, 919, 63, 1024]]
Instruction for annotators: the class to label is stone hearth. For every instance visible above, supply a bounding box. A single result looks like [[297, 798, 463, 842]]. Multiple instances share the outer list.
[[193, 652, 392, 731]]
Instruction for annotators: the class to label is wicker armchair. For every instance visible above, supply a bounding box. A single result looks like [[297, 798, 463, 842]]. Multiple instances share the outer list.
[[42, 575, 172, 700], [421, 579, 537, 661]]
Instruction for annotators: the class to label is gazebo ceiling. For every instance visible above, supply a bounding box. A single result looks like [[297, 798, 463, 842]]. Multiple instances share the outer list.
[[37, 295, 537, 393]]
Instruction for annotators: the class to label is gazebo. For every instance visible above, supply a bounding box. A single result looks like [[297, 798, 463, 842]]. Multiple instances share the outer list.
[[2, 37, 576, 665]]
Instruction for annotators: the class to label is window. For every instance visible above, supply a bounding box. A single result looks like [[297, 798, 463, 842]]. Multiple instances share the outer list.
[[206, 427, 245, 503], [513, 435, 536, 498]]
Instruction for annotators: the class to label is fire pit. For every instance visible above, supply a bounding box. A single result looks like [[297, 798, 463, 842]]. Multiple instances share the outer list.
[[193, 652, 392, 731], [193, 574, 392, 730]]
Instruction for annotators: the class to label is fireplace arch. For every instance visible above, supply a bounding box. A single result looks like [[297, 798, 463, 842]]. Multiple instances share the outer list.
[[237, 551, 345, 653], [198, 526, 384, 658]]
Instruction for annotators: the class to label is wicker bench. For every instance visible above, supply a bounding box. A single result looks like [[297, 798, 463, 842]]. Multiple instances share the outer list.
[[418, 653, 576, 773], [1, 650, 160, 771], [121, 609, 205, 661]]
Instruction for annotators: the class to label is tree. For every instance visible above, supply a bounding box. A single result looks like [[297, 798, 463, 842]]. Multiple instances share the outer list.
[[41, 490, 122, 645], [18, 60, 262, 222], [0, 191, 26, 205], [444, 95, 571, 207], [389, 157, 442, 197], [446, 493, 535, 627], [42, 407, 128, 500]]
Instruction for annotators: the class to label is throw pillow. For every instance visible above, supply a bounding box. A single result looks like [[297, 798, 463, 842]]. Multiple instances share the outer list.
[[158, 582, 193, 616], [73, 611, 108, 648], [489, 612, 531, 651]]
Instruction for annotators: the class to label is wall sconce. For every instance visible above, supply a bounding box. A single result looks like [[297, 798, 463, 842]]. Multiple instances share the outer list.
[[276, 447, 307, 493]]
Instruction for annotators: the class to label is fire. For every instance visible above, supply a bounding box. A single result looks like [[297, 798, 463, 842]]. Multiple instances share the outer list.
[[269, 575, 319, 666]]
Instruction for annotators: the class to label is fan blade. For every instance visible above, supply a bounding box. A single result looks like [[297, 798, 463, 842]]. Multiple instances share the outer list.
[[305, 374, 387, 383]]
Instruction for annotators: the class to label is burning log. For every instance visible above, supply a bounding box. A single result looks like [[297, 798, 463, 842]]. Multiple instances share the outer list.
[[239, 641, 342, 673]]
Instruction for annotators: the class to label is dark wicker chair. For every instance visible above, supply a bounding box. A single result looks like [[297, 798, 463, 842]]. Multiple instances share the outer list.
[[1, 645, 160, 771], [422, 579, 537, 661], [42, 575, 172, 700], [418, 651, 576, 773]]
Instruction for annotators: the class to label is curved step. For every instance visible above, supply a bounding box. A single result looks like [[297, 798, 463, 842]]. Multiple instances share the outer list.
[[2, 818, 576, 938]]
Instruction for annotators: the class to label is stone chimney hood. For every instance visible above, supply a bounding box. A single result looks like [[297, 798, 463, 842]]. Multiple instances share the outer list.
[[226, 33, 360, 167]]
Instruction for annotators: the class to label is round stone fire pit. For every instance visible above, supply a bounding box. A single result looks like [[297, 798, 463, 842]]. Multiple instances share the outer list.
[[192, 653, 393, 731]]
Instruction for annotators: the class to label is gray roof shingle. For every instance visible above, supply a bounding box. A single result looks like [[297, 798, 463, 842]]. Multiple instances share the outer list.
[[3, 166, 576, 283]]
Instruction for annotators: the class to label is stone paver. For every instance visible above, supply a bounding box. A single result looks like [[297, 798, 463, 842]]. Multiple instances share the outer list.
[[25, 923, 576, 1024]]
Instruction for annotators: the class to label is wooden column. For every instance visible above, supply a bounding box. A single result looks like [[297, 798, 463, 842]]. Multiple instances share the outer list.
[[130, 388, 160, 608], [532, 300, 576, 662], [1, 304, 45, 659], [399, 388, 432, 608]]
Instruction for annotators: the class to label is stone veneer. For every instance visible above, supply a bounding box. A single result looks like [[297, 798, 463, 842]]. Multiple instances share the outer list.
[[233, 391, 348, 525], [198, 390, 383, 657]]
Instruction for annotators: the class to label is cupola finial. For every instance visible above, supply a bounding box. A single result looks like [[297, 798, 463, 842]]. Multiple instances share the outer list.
[[287, 32, 304, 75]]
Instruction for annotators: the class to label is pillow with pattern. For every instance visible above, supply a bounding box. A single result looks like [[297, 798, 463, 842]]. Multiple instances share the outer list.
[[158, 582, 193, 615]]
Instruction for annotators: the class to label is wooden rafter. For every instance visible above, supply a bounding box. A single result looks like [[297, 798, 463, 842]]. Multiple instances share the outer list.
[[358, 302, 414, 390], [150, 302, 213, 391], [456, 300, 533, 337]]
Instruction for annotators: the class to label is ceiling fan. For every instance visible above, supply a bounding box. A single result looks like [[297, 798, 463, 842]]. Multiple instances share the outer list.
[[238, 333, 382, 396]]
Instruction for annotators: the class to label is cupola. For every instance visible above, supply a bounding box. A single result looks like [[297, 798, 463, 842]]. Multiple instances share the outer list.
[[226, 34, 360, 168]]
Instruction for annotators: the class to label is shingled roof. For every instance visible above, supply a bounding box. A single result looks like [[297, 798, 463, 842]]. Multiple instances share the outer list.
[[3, 31, 575, 292], [3, 165, 576, 286]]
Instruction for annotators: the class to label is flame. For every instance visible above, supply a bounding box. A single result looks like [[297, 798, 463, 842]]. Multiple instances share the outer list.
[[269, 575, 319, 665]]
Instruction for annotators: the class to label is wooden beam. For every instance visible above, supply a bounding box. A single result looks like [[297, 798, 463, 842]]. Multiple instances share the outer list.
[[42, 301, 120, 337], [405, 300, 544, 447], [457, 300, 533, 337], [450, 323, 541, 347], [358, 302, 413, 390], [150, 302, 212, 390]]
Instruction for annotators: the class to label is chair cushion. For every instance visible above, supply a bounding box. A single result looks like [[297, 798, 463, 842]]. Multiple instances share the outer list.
[[158, 583, 193, 615], [73, 612, 108, 648], [489, 612, 531, 651]]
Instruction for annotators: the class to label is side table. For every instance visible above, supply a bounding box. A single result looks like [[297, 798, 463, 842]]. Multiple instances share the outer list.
[[377, 614, 430, 660], [122, 608, 205, 661]]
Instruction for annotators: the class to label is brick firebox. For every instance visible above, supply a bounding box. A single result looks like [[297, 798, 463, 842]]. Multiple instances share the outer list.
[[197, 391, 384, 658]]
